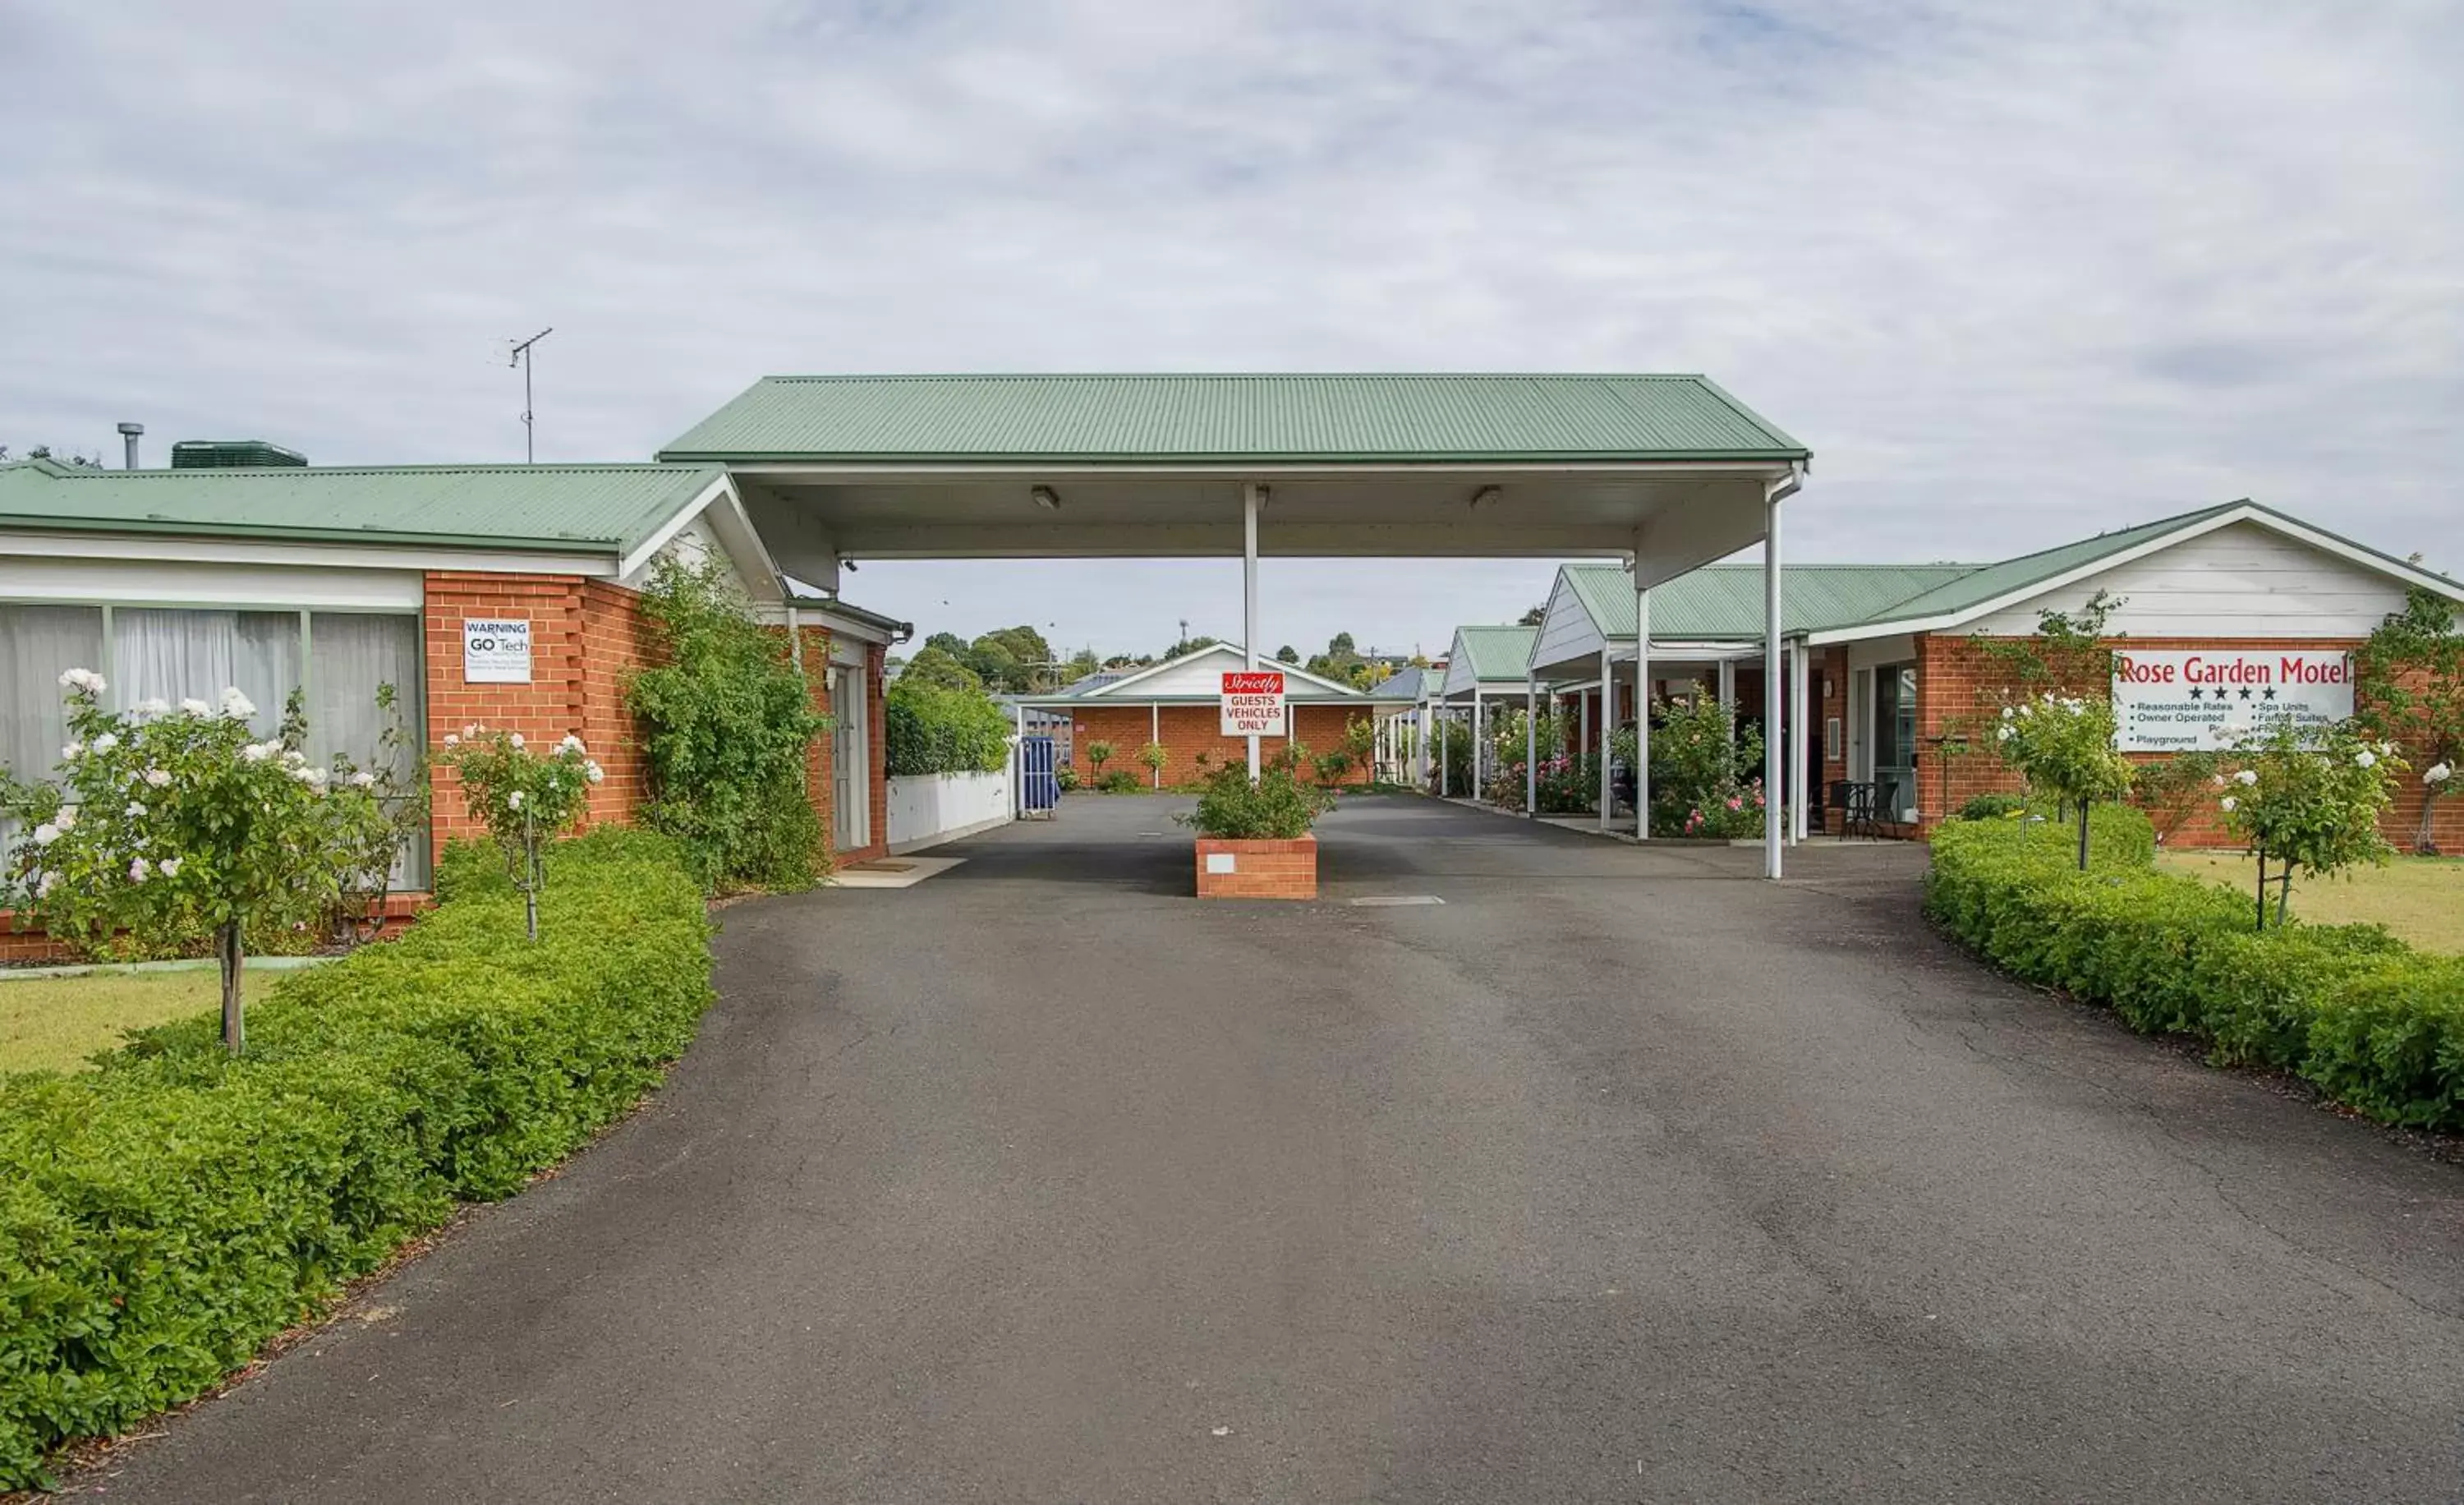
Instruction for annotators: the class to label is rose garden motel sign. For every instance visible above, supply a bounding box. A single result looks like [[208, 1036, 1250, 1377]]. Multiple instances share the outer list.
[[664, 376, 1810, 877]]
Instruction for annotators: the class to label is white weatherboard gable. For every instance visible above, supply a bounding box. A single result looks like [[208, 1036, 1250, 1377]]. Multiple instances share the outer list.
[[1086, 642, 1361, 699], [1529, 568, 1609, 678], [1966, 520, 2420, 638]]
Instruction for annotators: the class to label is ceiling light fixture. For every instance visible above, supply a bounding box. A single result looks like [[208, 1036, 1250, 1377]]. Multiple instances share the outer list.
[[1031, 485, 1061, 511]]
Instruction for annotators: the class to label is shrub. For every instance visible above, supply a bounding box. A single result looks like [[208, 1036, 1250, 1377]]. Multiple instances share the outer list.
[[433, 726, 601, 941], [1924, 810, 2464, 1132], [2, 676, 406, 1056], [1096, 770, 1144, 794], [624, 559, 830, 893], [1988, 693, 2135, 868], [884, 680, 1009, 777], [1136, 743, 1168, 785], [0, 828, 712, 1487], [1958, 793, 2025, 822], [2214, 720, 2402, 928], [1055, 765, 1081, 793], [1181, 760, 1330, 840], [1084, 740, 1116, 778], [1314, 749, 1354, 785]]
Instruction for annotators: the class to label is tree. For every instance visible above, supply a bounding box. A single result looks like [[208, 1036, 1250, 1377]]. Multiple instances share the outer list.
[[899, 644, 984, 693], [1064, 647, 1101, 681], [1276, 646, 1299, 664], [2352, 587, 2464, 854], [434, 727, 601, 941], [923, 631, 970, 657], [4, 675, 400, 1054], [1991, 693, 2136, 868], [1, 444, 100, 467], [1084, 739, 1116, 777], [1163, 634, 1218, 660], [2216, 722, 2402, 928], [1518, 605, 1547, 627]]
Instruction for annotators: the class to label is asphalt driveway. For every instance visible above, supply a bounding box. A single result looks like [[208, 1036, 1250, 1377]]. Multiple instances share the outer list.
[[80, 794, 2464, 1503]]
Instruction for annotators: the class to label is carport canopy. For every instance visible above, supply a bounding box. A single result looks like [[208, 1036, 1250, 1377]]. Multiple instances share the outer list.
[[660, 373, 1810, 873]]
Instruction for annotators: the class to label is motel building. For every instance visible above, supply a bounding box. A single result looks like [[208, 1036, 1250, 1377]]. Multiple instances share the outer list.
[[0, 451, 908, 957], [1017, 641, 1374, 788], [1455, 499, 2461, 849]]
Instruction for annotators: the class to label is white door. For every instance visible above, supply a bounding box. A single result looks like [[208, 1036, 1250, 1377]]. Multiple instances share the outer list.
[[831, 664, 867, 850]]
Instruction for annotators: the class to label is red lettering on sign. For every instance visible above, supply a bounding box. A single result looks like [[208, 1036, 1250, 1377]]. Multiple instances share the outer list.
[[1222, 672, 1285, 695]]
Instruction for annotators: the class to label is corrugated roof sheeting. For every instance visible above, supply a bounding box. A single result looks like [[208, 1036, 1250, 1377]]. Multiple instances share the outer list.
[[1565, 563, 1986, 640], [662, 374, 1809, 463], [1453, 625, 1541, 681], [0, 458, 724, 554]]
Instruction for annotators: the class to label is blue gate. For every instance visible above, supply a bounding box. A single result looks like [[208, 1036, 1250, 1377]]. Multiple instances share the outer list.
[[1017, 734, 1060, 819]]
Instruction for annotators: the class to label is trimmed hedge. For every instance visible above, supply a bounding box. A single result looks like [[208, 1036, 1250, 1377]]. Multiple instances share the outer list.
[[1924, 808, 2464, 1133], [0, 828, 713, 1487], [884, 680, 1010, 778]]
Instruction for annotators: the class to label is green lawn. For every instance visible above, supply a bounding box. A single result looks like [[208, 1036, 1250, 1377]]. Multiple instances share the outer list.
[[0, 968, 280, 1075], [2156, 850, 2464, 954]]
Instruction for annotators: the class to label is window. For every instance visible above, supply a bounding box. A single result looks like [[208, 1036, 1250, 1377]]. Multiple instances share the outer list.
[[1, 604, 428, 887]]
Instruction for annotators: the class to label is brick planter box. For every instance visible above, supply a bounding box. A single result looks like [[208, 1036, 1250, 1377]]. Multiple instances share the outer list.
[[1194, 835, 1317, 900]]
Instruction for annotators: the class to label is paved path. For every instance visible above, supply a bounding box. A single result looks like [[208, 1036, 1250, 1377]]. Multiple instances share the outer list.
[[88, 795, 2464, 1503]]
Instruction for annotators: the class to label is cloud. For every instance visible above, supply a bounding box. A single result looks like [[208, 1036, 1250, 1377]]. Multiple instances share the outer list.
[[2, 0, 2457, 657]]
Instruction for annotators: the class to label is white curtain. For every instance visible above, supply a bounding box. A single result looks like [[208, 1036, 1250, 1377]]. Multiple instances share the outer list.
[[112, 609, 299, 737], [310, 612, 428, 888], [2, 606, 109, 881]]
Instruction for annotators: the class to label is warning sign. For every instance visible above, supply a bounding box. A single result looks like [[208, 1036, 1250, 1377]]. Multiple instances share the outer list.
[[1220, 670, 1287, 736], [462, 618, 533, 684]]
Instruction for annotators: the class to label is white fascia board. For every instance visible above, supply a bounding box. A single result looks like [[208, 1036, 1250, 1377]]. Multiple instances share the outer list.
[[0, 528, 614, 578], [1803, 504, 2464, 645], [780, 603, 898, 644], [723, 459, 1800, 481]]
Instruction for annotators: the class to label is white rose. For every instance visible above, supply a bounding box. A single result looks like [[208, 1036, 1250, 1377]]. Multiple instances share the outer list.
[[180, 697, 212, 716], [34, 872, 57, 898], [1996, 727, 2013, 743], [55, 806, 76, 829], [62, 742, 83, 761], [91, 732, 120, 753], [508, 733, 526, 751], [2209, 773, 2226, 788], [584, 760, 605, 785], [144, 768, 171, 788], [2425, 763, 2452, 785], [32, 822, 59, 846], [133, 697, 169, 720], [241, 742, 275, 763], [507, 789, 525, 809], [350, 770, 377, 789], [2233, 769, 2258, 786], [2219, 796, 2237, 812], [442, 733, 461, 748], [125, 801, 146, 817], [219, 687, 256, 720], [1999, 707, 2014, 720], [159, 857, 182, 878], [128, 858, 150, 882], [559, 734, 585, 754], [2355, 750, 2377, 768], [463, 723, 480, 739]]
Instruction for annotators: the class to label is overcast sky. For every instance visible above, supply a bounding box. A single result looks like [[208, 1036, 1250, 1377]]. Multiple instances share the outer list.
[[5, 1, 2457, 660]]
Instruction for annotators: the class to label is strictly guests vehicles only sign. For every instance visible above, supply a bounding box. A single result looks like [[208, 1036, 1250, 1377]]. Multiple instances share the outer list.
[[2110, 648, 2353, 751], [1220, 670, 1288, 737]]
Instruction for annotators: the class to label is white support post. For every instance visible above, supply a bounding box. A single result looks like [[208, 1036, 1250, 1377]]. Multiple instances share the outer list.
[[1439, 704, 1450, 797], [1791, 642, 1812, 843], [1717, 659, 1736, 710], [1635, 584, 1652, 840], [1012, 700, 1027, 817], [1151, 700, 1162, 788], [1763, 494, 1785, 879], [1524, 674, 1538, 817], [1597, 651, 1611, 831], [1243, 483, 1263, 780], [1471, 688, 1484, 798]]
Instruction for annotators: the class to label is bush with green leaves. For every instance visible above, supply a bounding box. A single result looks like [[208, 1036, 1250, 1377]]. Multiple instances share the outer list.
[[1988, 692, 2135, 868], [433, 726, 600, 940], [2352, 587, 2463, 854], [624, 559, 830, 892], [1096, 769, 1144, 794], [0, 827, 713, 1488], [884, 679, 1010, 777], [1083, 739, 1116, 778], [1642, 696, 1764, 836], [1924, 809, 2463, 1132], [1136, 742, 1168, 785], [2213, 720, 2401, 929], [2, 674, 402, 1055], [1181, 757, 1331, 840], [1957, 793, 2025, 822]]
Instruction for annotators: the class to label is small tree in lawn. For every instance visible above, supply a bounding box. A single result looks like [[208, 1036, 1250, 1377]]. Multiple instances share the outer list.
[[1083, 739, 1115, 779], [1137, 741, 1168, 787], [434, 726, 600, 941], [2, 673, 397, 1055], [2352, 587, 2463, 854], [2215, 720, 2401, 930], [1991, 693, 2135, 869]]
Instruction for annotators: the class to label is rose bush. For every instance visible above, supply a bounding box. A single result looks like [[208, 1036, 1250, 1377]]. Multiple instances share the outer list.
[[1990, 692, 2135, 869], [2, 673, 401, 1054], [433, 725, 601, 940], [2214, 720, 2402, 930]]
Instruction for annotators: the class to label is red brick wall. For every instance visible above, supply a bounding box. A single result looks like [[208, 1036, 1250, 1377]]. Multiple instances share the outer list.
[[1915, 632, 2463, 850], [1063, 702, 1373, 785], [1194, 835, 1317, 900]]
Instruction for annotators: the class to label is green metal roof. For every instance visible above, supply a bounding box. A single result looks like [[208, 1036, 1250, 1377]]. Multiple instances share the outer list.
[[1451, 625, 1541, 682], [1564, 562, 1986, 641], [0, 457, 726, 555], [660, 374, 1809, 464], [1845, 501, 2249, 625]]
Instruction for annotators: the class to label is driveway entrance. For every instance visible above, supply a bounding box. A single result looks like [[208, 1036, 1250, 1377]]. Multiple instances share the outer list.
[[91, 796, 2464, 1503]]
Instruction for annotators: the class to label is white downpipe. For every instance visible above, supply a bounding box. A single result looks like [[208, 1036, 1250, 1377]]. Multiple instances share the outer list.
[[1471, 688, 1484, 797], [1151, 700, 1162, 787], [1597, 652, 1611, 831], [1011, 699, 1026, 817], [1439, 703, 1450, 796], [1717, 658, 1735, 710], [1243, 483, 1263, 780], [1635, 585, 1652, 840], [1524, 673, 1538, 817]]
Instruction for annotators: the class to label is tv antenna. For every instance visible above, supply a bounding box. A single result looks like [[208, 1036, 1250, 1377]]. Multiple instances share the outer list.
[[508, 328, 554, 463]]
